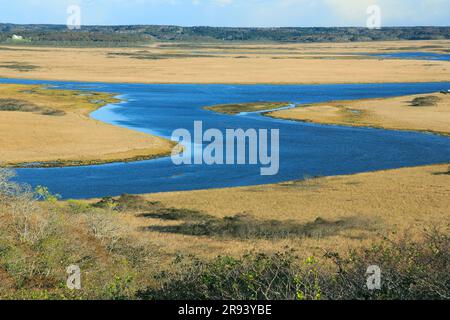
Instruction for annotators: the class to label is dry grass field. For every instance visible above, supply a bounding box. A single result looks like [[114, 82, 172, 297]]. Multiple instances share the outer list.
[[0, 84, 174, 166], [0, 40, 449, 84], [132, 164, 450, 258], [269, 92, 450, 136]]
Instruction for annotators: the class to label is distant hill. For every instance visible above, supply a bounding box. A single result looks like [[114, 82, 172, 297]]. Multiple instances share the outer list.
[[0, 24, 449, 46]]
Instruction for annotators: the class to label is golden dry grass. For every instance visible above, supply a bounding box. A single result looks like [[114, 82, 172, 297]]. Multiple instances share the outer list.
[[0, 84, 174, 166], [0, 40, 449, 84], [100, 164, 450, 259], [269, 92, 450, 136]]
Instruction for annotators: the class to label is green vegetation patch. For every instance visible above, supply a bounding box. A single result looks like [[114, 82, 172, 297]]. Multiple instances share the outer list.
[[338, 106, 368, 124], [139, 229, 450, 300], [205, 102, 290, 115]]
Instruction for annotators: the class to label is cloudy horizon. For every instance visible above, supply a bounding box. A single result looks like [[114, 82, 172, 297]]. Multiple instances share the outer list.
[[0, 0, 449, 27]]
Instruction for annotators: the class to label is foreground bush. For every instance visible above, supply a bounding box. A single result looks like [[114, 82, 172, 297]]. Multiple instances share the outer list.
[[139, 230, 449, 300], [0, 169, 152, 300]]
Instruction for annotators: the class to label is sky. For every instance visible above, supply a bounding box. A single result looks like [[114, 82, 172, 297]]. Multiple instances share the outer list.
[[0, 0, 449, 27]]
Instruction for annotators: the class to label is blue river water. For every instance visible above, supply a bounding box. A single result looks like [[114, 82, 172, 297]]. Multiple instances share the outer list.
[[1, 78, 450, 199], [367, 52, 450, 61]]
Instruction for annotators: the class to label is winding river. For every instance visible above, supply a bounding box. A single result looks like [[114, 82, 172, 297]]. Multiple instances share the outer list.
[[2, 78, 450, 199]]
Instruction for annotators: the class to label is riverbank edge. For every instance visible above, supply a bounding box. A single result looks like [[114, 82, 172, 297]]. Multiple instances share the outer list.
[[5, 150, 175, 169], [81, 162, 449, 201]]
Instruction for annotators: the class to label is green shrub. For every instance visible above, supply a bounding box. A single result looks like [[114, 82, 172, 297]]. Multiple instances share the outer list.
[[139, 207, 211, 221], [91, 196, 117, 210], [324, 229, 450, 300], [139, 230, 449, 300], [0, 98, 39, 112], [103, 275, 135, 300], [35, 186, 61, 203], [66, 200, 90, 215], [138, 251, 312, 300]]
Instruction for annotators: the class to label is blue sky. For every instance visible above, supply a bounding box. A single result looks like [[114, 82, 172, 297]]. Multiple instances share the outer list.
[[0, 0, 449, 27]]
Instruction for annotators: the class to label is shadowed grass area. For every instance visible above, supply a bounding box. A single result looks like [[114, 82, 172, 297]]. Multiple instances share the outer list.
[[204, 102, 290, 115], [0, 61, 39, 72], [157, 44, 301, 50], [410, 95, 441, 107], [433, 166, 450, 175], [107, 52, 217, 60], [92, 195, 370, 240], [0, 98, 65, 116], [140, 208, 369, 240], [139, 208, 211, 221]]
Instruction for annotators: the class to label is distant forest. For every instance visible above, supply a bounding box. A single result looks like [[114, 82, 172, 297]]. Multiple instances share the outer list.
[[1, 24, 449, 46]]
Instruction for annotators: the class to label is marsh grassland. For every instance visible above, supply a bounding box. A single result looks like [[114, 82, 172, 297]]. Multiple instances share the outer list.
[[0, 39, 449, 300], [268, 92, 450, 136], [0, 84, 174, 167], [0, 40, 449, 84]]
